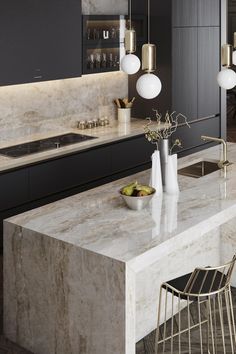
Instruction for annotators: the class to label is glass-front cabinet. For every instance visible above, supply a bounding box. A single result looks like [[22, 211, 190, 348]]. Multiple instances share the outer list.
[[82, 15, 146, 75]]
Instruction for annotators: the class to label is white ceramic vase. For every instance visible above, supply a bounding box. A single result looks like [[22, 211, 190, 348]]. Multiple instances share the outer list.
[[150, 150, 163, 195], [165, 153, 179, 195]]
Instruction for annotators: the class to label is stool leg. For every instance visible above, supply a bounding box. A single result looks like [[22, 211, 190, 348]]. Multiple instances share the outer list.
[[208, 297, 216, 354], [162, 289, 168, 354], [187, 296, 191, 354], [178, 294, 181, 354], [213, 296, 217, 354], [228, 286, 236, 347], [218, 293, 226, 354], [197, 297, 203, 354], [155, 287, 163, 354], [171, 290, 174, 354], [225, 289, 234, 353]]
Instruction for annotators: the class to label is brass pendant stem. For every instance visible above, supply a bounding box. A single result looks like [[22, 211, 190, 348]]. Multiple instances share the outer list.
[[125, 29, 136, 53], [222, 44, 233, 68], [142, 43, 156, 72]]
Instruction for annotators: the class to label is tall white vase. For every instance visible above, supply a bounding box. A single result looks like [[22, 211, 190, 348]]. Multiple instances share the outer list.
[[165, 154, 179, 195], [150, 150, 163, 195]]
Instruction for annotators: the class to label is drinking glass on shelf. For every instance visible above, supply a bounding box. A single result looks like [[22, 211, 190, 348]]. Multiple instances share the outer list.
[[95, 53, 101, 69], [101, 53, 107, 68], [87, 28, 91, 40], [108, 53, 113, 68], [110, 27, 116, 39], [88, 54, 95, 70], [113, 55, 118, 68], [93, 28, 100, 40]]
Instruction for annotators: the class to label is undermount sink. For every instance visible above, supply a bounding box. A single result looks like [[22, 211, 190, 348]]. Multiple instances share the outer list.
[[178, 160, 220, 178]]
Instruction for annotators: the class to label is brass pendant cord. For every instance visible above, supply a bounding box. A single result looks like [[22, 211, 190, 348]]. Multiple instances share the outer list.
[[148, 0, 150, 43], [129, 0, 132, 30]]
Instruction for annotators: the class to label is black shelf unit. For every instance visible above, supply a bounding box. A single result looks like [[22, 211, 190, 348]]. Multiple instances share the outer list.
[[82, 14, 146, 75]]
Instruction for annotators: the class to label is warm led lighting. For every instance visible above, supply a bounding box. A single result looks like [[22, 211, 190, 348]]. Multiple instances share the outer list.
[[136, 73, 162, 99], [217, 68, 236, 90]]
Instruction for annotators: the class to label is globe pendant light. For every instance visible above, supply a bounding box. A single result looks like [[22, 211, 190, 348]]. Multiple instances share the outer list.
[[217, 44, 236, 90], [136, 0, 162, 99], [120, 0, 140, 75]]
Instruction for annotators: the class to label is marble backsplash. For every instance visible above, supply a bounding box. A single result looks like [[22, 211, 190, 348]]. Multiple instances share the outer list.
[[0, 72, 128, 139], [0, 0, 128, 141]]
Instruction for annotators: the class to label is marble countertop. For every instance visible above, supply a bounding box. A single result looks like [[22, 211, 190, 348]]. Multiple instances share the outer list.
[[0, 118, 158, 173], [6, 142, 236, 270]]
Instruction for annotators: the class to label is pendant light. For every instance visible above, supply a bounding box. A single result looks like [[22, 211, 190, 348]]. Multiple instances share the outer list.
[[217, 44, 236, 90], [136, 0, 162, 99], [120, 0, 141, 75]]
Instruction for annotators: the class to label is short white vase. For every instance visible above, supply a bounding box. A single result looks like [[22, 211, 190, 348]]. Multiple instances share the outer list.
[[165, 153, 179, 195]]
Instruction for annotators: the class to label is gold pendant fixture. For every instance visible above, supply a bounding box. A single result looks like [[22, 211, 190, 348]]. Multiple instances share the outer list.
[[221, 44, 233, 68], [125, 29, 136, 54]]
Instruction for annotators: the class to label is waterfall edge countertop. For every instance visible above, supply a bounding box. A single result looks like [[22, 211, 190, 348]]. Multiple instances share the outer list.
[[0, 118, 159, 172], [4, 143, 236, 354]]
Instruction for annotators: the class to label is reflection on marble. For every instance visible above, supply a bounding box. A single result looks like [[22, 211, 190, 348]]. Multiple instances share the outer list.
[[4, 144, 236, 353], [0, 72, 128, 133], [82, 0, 128, 15]]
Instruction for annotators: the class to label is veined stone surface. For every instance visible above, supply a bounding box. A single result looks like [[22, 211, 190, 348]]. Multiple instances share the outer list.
[[4, 144, 236, 353], [82, 0, 128, 15]]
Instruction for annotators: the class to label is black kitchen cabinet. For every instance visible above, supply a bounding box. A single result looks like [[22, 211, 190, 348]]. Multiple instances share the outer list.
[[0, 0, 82, 86], [0, 169, 30, 212], [172, 27, 198, 121], [198, 27, 220, 119], [171, 116, 221, 156], [198, 0, 220, 27], [172, 0, 220, 27], [29, 146, 111, 200], [172, 0, 198, 27], [111, 136, 155, 173]]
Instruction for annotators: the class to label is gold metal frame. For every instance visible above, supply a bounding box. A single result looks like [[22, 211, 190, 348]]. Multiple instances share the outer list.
[[155, 255, 236, 354]]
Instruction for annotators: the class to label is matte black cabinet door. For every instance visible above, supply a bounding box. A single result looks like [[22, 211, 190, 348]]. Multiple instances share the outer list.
[[172, 28, 198, 121], [171, 116, 220, 153], [198, 0, 220, 26], [29, 147, 111, 200], [172, 0, 198, 27], [0, 0, 82, 86], [0, 169, 29, 212], [111, 136, 155, 173], [198, 27, 220, 119]]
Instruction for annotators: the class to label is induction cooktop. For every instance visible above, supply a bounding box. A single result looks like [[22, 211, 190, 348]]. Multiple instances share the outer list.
[[0, 133, 97, 158]]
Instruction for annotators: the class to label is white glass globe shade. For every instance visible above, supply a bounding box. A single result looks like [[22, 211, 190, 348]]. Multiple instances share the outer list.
[[136, 73, 162, 99], [233, 51, 236, 66], [217, 68, 236, 90], [120, 54, 141, 75]]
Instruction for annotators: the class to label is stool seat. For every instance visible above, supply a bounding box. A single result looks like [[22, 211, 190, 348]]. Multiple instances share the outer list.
[[163, 269, 227, 300]]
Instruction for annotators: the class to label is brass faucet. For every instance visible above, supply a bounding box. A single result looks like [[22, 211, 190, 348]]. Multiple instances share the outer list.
[[201, 135, 231, 169]]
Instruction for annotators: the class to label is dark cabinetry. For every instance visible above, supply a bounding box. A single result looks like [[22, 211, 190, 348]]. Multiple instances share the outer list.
[[172, 0, 220, 27], [0, 0, 82, 86]]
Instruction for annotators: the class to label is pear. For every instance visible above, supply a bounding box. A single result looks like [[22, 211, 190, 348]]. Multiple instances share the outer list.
[[136, 184, 154, 195], [121, 181, 138, 196]]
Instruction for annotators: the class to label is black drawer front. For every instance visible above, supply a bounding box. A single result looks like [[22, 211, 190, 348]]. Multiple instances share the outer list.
[[29, 146, 111, 200], [0, 169, 29, 212], [171, 116, 220, 153], [111, 136, 155, 173]]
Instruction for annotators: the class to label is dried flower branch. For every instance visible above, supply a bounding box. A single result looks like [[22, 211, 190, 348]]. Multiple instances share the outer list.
[[144, 110, 191, 146]]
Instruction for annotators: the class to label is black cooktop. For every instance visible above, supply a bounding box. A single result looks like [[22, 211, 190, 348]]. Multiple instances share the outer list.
[[0, 133, 97, 158]]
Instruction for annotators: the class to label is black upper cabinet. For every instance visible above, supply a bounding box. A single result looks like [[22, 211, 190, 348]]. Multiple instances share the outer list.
[[0, 0, 82, 86]]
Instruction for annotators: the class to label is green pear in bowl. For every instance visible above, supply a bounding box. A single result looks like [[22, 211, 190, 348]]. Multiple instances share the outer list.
[[120, 181, 156, 211]]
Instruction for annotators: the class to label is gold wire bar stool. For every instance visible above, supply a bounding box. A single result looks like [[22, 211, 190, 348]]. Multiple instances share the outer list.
[[155, 255, 236, 354]]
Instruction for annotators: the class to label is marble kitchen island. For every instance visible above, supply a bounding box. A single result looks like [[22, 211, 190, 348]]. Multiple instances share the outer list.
[[4, 143, 236, 354]]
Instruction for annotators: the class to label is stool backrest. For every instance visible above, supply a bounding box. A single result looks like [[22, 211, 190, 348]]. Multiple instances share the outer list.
[[183, 254, 236, 296]]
